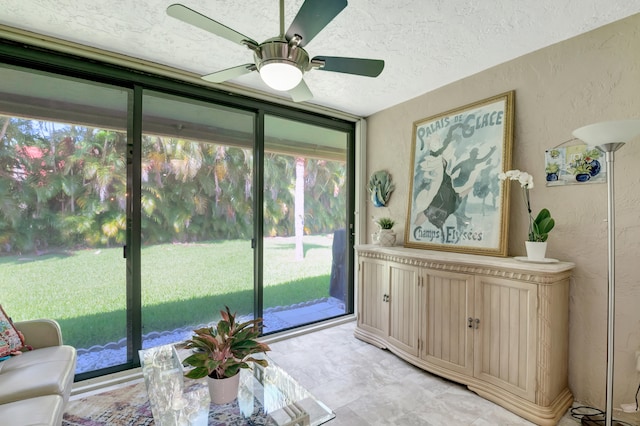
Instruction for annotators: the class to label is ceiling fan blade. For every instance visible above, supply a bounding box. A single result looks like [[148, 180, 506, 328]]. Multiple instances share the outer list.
[[288, 79, 313, 102], [201, 64, 256, 83], [167, 4, 257, 46], [312, 56, 385, 77], [285, 0, 347, 47]]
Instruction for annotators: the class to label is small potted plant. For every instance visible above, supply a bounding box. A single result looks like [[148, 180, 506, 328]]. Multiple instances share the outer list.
[[182, 306, 271, 404], [375, 217, 396, 246]]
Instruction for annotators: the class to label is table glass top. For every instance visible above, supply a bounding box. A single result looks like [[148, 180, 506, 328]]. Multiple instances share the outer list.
[[139, 344, 335, 426]]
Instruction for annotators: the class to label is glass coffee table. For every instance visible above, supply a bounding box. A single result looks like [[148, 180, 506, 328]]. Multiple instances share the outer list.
[[139, 344, 335, 426]]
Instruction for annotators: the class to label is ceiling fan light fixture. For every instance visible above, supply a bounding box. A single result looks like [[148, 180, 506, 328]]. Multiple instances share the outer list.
[[259, 61, 303, 91], [168, 1, 383, 102]]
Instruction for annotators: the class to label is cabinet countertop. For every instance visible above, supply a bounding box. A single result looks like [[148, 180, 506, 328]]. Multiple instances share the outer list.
[[355, 244, 575, 276]]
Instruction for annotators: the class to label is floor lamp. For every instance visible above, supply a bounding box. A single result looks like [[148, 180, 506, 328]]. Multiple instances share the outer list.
[[572, 119, 640, 426]]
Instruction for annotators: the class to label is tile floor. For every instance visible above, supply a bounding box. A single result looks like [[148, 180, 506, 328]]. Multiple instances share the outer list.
[[268, 320, 581, 426], [73, 317, 639, 425]]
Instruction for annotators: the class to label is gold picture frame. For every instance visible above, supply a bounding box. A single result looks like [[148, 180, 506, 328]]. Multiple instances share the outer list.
[[405, 91, 514, 256]]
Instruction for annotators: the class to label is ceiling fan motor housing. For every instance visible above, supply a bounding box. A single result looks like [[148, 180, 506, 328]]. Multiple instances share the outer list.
[[254, 38, 310, 73]]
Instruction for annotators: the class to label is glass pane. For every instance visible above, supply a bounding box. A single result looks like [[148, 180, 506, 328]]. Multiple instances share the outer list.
[[0, 64, 129, 374], [140, 91, 255, 348], [262, 115, 349, 333]]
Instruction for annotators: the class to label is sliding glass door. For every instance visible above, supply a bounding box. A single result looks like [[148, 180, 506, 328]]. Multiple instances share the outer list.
[[261, 115, 350, 333], [0, 43, 355, 380], [140, 91, 256, 347], [0, 64, 130, 374]]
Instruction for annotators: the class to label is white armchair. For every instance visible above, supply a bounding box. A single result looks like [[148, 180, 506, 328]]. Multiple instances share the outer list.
[[14, 319, 64, 349], [0, 319, 76, 426]]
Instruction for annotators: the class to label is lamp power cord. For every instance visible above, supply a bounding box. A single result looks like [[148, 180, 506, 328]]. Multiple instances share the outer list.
[[570, 382, 640, 426]]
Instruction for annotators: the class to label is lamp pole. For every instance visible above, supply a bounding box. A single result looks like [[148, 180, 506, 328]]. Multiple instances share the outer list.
[[597, 142, 625, 426], [573, 119, 640, 426]]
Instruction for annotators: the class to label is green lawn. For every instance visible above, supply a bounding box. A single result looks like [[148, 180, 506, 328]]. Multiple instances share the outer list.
[[0, 236, 334, 348]]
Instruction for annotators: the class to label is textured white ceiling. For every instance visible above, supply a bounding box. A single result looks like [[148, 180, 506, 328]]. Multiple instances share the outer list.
[[1, 1, 639, 117]]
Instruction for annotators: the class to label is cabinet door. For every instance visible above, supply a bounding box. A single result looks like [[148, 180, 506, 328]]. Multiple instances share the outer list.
[[421, 270, 474, 376], [474, 276, 537, 402], [387, 263, 420, 356], [358, 258, 389, 337]]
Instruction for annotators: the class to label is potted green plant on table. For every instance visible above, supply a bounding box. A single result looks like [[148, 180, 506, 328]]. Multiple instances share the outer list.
[[183, 306, 270, 404], [374, 217, 396, 246], [498, 170, 555, 259]]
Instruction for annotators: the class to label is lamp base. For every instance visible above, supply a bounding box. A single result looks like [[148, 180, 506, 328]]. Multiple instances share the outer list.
[[580, 414, 626, 425]]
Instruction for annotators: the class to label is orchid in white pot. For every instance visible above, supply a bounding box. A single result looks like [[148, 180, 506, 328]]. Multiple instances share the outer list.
[[499, 170, 555, 259]]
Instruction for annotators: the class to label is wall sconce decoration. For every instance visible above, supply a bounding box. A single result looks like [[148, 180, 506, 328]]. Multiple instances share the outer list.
[[368, 170, 395, 207]]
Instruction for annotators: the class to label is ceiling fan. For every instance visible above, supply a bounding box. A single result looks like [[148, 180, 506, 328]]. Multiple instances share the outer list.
[[166, 0, 384, 102]]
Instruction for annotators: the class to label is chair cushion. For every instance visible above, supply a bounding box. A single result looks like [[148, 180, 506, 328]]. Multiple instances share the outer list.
[[0, 305, 25, 357], [0, 395, 64, 426], [0, 345, 76, 405]]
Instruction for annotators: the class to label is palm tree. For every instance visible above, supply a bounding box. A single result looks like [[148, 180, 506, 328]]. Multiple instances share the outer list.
[[294, 157, 305, 260]]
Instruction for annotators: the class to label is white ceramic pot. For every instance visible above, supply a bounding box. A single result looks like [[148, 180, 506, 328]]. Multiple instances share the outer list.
[[207, 372, 240, 405], [525, 241, 547, 260], [378, 229, 396, 247]]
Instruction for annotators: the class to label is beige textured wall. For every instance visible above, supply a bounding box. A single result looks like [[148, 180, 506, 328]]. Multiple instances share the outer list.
[[365, 13, 640, 409]]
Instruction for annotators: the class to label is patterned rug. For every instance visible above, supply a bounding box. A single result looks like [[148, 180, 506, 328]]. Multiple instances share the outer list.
[[63, 380, 274, 426]]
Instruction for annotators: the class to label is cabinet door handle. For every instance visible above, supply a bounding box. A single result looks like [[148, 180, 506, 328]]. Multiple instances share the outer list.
[[475, 318, 480, 329], [468, 317, 473, 328]]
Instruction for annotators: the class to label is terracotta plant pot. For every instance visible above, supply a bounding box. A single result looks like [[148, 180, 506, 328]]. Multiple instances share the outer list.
[[207, 372, 240, 405]]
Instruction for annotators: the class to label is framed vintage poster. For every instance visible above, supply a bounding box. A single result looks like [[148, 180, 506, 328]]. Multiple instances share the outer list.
[[405, 91, 514, 256]]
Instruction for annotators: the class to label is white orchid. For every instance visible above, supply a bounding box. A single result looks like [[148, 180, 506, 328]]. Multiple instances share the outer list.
[[498, 169, 534, 188], [498, 169, 554, 242]]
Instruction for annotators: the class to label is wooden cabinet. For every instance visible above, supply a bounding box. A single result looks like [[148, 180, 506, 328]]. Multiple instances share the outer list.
[[387, 262, 420, 356], [355, 245, 574, 426], [357, 257, 419, 356], [420, 269, 474, 377], [473, 275, 538, 402], [358, 257, 388, 338]]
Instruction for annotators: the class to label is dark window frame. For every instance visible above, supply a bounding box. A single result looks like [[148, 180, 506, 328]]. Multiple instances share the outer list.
[[0, 37, 356, 381]]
